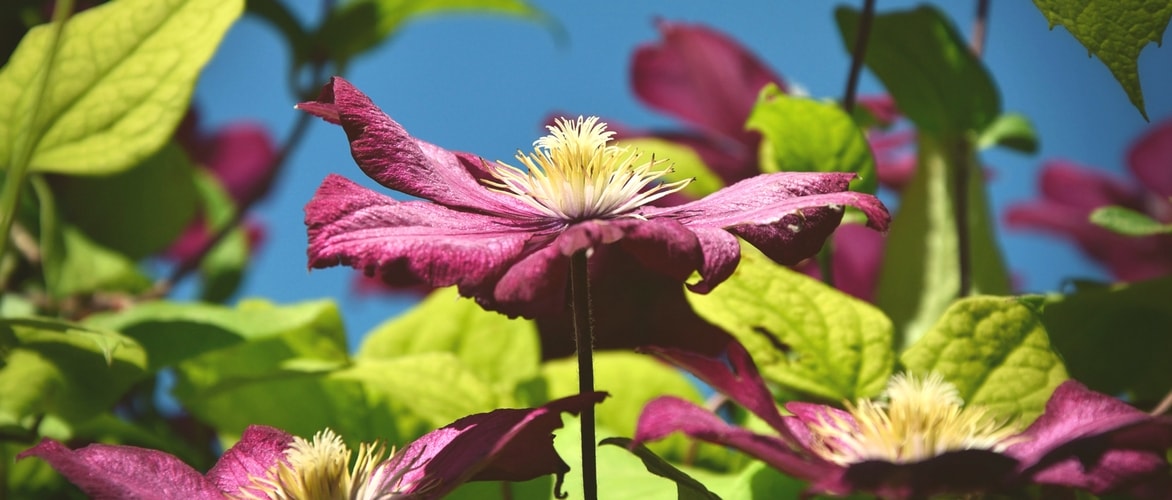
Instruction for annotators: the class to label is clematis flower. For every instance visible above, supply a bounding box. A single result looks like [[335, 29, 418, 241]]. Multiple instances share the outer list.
[[19, 392, 606, 499], [1006, 118, 1172, 282], [633, 341, 1172, 498], [299, 77, 889, 318]]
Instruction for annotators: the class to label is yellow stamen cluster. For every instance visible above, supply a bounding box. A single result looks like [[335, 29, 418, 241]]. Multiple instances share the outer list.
[[231, 428, 419, 500], [483, 116, 692, 221], [804, 373, 1022, 466]]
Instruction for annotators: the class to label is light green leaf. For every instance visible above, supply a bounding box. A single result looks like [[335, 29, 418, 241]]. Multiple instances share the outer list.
[[836, 5, 1000, 136], [0, 0, 244, 174], [687, 245, 895, 401], [0, 317, 147, 432], [747, 85, 877, 194], [1032, 0, 1172, 120], [51, 141, 200, 259], [316, 0, 556, 68], [43, 225, 152, 297], [358, 287, 540, 389], [875, 136, 1012, 349], [977, 112, 1040, 154], [600, 437, 721, 500], [617, 138, 724, 198], [553, 419, 685, 500], [1089, 204, 1172, 236], [901, 296, 1068, 422], [1038, 277, 1172, 401], [85, 299, 347, 371]]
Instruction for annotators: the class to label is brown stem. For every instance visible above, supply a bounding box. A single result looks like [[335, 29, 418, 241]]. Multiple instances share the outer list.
[[971, 0, 991, 58], [570, 251, 597, 500], [841, 0, 877, 115]]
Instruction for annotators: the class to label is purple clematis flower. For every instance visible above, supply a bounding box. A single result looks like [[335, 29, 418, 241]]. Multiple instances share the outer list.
[[298, 77, 889, 318], [1006, 118, 1172, 282], [632, 341, 1172, 499], [20, 392, 606, 499]]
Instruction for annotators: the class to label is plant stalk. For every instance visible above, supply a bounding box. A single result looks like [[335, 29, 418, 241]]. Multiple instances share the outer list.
[[569, 250, 596, 500]]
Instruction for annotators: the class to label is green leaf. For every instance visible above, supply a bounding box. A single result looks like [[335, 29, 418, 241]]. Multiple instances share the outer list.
[[747, 85, 878, 194], [43, 225, 152, 297], [84, 299, 347, 371], [1038, 277, 1172, 401], [600, 437, 721, 500], [553, 419, 686, 500], [977, 112, 1040, 154], [357, 287, 540, 389], [190, 169, 249, 302], [900, 296, 1068, 422], [836, 5, 1000, 136], [1089, 204, 1172, 236], [51, 141, 199, 259], [315, 0, 555, 68], [0, 317, 146, 432], [246, 0, 311, 64], [0, 0, 244, 174], [1032, 0, 1172, 120], [687, 245, 895, 402], [617, 138, 724, 198], [874, 136, 1012, 349]]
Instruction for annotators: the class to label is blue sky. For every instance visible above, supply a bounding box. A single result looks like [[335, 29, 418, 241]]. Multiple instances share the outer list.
[[190, 1, 1172, 348]]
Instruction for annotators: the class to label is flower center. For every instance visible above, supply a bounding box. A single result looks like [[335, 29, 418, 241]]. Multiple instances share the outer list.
[[803, 373, 1021, 465], [483, 116, 691, 221], [232, 428, 417, 500]]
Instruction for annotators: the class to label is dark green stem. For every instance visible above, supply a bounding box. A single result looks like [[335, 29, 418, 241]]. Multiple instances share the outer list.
[[953, 139, 975, 297], [841, 0, 876, 115], [569, 251, 596, 500]]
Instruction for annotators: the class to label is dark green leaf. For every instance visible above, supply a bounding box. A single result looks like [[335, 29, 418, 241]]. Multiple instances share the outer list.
[[52, 141, 200, 259], [1089, 205, 1172, 236], [0, 0, 245, 174], [901, 296, 1068, 422], [0, 317, 146, 432], [1032, 0, 1172, 120], [874, 136, 1012, 348], [836, 6, 999, 136], [246, 0, 311, 64], [600, 437, 721, 500], [1038, 277, 1172, 401], [747, 85, 877, 194], [687, 245, 895, 401], [977, 112, 1039, 154]]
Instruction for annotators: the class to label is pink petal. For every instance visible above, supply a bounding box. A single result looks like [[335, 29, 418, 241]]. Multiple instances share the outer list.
[[632, 20, 784, 142], [305, 174, 540, 297], [389, 392, 608, 499], [297, 77, 534, 215], [206, 425, 293, 497], [204, 123, 278, 207], [1128, 118, 1172, 199], [17, 440, 223, 500]]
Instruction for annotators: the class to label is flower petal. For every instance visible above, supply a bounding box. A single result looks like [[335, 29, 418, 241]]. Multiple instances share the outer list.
[[1010, 380, 1172, 495], [305, 174, 539, 296], [388, 392, 608, 499], [632, 20, 784, 142], [1128, 118, 1172, 199], [297, 77, 533, 215], [632, 396, 838, 490], [206, 425, 294, 497], [17, 439, 223, 500], [839, 450, 1018, 500]]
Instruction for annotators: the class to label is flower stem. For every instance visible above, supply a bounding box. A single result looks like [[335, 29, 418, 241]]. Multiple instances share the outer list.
[[569, 250, 597, 500], [841, 0, 876, 115], [971, 0, 990, 58]]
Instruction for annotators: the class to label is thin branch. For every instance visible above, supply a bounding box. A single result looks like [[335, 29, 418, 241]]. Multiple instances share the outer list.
[[971, 0, 991, 58], [841, 0, 877, 114]]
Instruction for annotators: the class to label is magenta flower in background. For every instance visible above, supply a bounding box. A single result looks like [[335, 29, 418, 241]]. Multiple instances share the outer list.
[[167, 109, 277, 265], [298, 77, 889, 318], [20, 393, 606, 499], [633, 341, 1172, 499], [1006, 119, 1172, 282]]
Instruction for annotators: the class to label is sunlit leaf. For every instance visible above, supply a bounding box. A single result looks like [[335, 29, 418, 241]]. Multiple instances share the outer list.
[[1089, 204, 1172, 236], [1032, 0, 1172, 120], [747, 85, 877, 194], [0, 317, 146, 432], [687, 245, 894, 402], [977, 112, 1039, 154], [600, 437, 721, 500], [1038, 277, 1172, 401], [901, 296, 1068, 423], [0, 0, 244, 174]]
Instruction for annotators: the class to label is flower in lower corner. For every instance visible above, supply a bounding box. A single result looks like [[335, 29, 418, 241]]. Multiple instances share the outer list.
[[19, 393, 606, 500], [632, 341, 1172, 499], [298, 77, 889, 318]]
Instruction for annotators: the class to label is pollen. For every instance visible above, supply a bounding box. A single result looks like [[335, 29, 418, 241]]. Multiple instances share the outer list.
[[803, 373, 1022, 466], [483, 116, 692, 221]]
